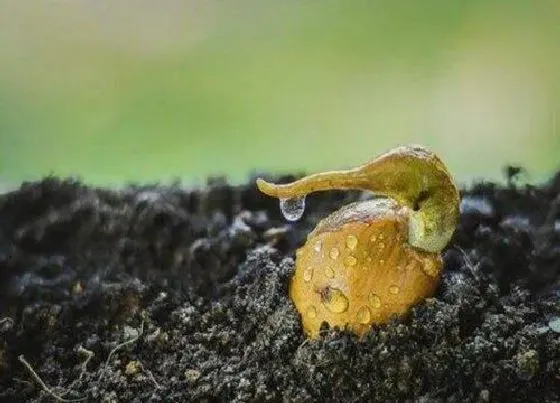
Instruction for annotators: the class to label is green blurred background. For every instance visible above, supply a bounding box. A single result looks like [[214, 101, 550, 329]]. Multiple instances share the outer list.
[[1, 0, 559, 190]]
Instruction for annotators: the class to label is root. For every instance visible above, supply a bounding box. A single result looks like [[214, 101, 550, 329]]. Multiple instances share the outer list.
[[18, 321, 163, 399], [97, 321, 144, 384], [18, 345, 93, 402]]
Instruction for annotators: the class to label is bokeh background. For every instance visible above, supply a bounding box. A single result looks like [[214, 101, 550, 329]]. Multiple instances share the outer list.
[[1, 0, 559, 190]]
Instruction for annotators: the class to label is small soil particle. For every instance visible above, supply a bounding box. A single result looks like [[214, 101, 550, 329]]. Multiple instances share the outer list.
[[0, 173, 559, 402]]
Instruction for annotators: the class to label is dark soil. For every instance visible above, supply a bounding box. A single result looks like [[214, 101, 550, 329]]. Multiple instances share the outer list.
[[1, 172, 560, 402]]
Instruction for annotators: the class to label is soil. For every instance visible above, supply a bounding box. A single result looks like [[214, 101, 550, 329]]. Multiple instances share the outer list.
[[0, 171, 559, 402]]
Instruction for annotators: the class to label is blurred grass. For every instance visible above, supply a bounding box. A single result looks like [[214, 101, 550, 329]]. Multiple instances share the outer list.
[[1, 0, 559, 188]]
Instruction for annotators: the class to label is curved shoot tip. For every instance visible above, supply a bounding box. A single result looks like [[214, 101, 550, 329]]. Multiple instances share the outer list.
[[255, 177, 278, 198]]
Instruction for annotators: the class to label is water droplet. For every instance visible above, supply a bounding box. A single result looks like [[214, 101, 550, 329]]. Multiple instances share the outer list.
[[369, 293, 381, 308], [329, 247, 340, 260], [344, 255, 357, 267], [303, 267, 314, 282], [324, 266, 335, 278], [322, 288, 349, 313], [313, 240, 322, 252], [389, 285, 400, 294], [356, 306, 372, 324], [346, 235, 358, 250], [279, 196, 306, 221], [306, 305, 317, 318]]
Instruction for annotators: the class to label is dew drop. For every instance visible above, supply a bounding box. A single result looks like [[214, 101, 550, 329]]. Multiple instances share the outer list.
[[356, 306, 372, 324], [313, 240, 322, 253], [369, 293, 382, 308], [344, 255, 357, 267], [322, 288, 349, 313], [324, 266, 335, 278], [279, 196, 306, 221], [303, 266, 314, 282], [389, 285, 400, 295], [306, 305, 317, 318], [346, 235, 358, 250], [329, 247, 340, 260]]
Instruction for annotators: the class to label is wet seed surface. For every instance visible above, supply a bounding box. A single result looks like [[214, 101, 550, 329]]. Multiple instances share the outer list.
[[0, 174, 560, 402]]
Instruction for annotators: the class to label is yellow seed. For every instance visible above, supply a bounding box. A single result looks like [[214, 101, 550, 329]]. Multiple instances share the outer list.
[[369, 293, 382, 308], [303, 267, 314, 282], [370, 235, 377, 242], [344, 255, 357, 267], [306, 305, 317, 318], [356, 306, 372, 324], [378, 234, 384, 240], [323, 288, 349, 313], [346, 235, 358, 250], [378, 242, 385, 250], [329, 247, 340, 259], [313, 241, 322, 252], [367, 256, 372, 262], [324, 266, 335, 278], [389, 285, 400, 294]]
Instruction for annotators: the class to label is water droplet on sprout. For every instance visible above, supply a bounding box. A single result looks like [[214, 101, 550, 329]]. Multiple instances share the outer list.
[[346, 235, 358, 250], [356, 306, 372, 324], [344, 255, 357, 267], [369, 293, 382, 308], [322, 288, 349, 313], [389, 285, 400, 295], [329, 247, 340, 260], [313, 240, 322, 252], [303, 266, 314, 282], [279, 196, 306, 221]]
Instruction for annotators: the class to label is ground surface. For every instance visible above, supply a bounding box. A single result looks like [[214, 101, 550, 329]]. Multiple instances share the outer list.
[[0, 172, 559, 402]]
